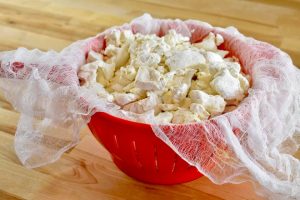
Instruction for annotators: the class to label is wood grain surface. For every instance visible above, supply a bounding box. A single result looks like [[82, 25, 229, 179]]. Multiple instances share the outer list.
[[0, 1, 299, 200]]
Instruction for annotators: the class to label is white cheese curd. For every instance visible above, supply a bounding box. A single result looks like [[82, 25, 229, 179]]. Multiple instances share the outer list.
[[189, 103, 210, 120], [96, 60, 115, 81], [165, 49, 206, 71], [205, 51, 224, 64], [167, 69, 196, 103], [87, 50, 103, 63], [164, 30, 190, 47], [172, 109, 201, 124], [210, 69, 244, 100], [123, 92, 161, 114], [113, 93, 140, 106], [78, 62, 98, 87], [79, 29, 250, 124], [155, 112, 173, 124], [193, 32, 218, 51], [135, 66, 164, 91], [189, 90, 226, 116], [159, 103, 179, 111]]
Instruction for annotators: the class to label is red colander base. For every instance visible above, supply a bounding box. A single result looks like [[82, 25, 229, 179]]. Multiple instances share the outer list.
[[88, 112, 203, 185]]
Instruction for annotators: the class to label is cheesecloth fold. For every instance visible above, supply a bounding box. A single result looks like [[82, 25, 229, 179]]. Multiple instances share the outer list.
[[0, 14, 299, 200]]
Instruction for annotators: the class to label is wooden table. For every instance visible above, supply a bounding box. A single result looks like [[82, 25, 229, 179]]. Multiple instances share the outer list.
[[0, 1, 299, 200]]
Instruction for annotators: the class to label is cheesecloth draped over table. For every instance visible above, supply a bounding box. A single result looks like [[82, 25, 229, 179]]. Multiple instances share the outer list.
[[0, 14, 299, 200]]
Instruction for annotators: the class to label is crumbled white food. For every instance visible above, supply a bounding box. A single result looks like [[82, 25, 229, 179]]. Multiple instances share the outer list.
[[134, 52, 161, 67], [190, 103, 210, 120], [164, 29, 190, 47], [171, 83, 190, 103], [123, 92, 160, 114], [226, 62, 241, 77], [78, 62, 98, 87], [191, 69, 213, 92], [87, 50, 103, 63], [194, 32, 218, 51], [159, 103, 179, 111], [162, 90, 173, 104], [172, 109, 201, 124], [166, 49, 206, 71], [210, 69, 244, 100], [215, 33, 224, 46], [180, 97, 192, 109], [193, 32, 229, 58], [135, 66, 164, 91], [79, 29, 250, 124], [205, 51, 224, 64], [106, 43, 130, 69], [120, 30, 135, 44], [165, 69, 195, 104], [189, 90, 226, 116], [113, 93, 139, 106], [96, 60, 115, 81], [106, 29, 122, 47], [155, 112, 173, 124], [238, 74, 250, 92]]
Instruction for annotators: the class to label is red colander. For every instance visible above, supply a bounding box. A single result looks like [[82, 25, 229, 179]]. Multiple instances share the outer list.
[[88, 112, 203, 184]]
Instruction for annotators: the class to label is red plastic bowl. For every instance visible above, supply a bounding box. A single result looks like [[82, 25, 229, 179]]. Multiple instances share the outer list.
[[88, 112, 203, 184]]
